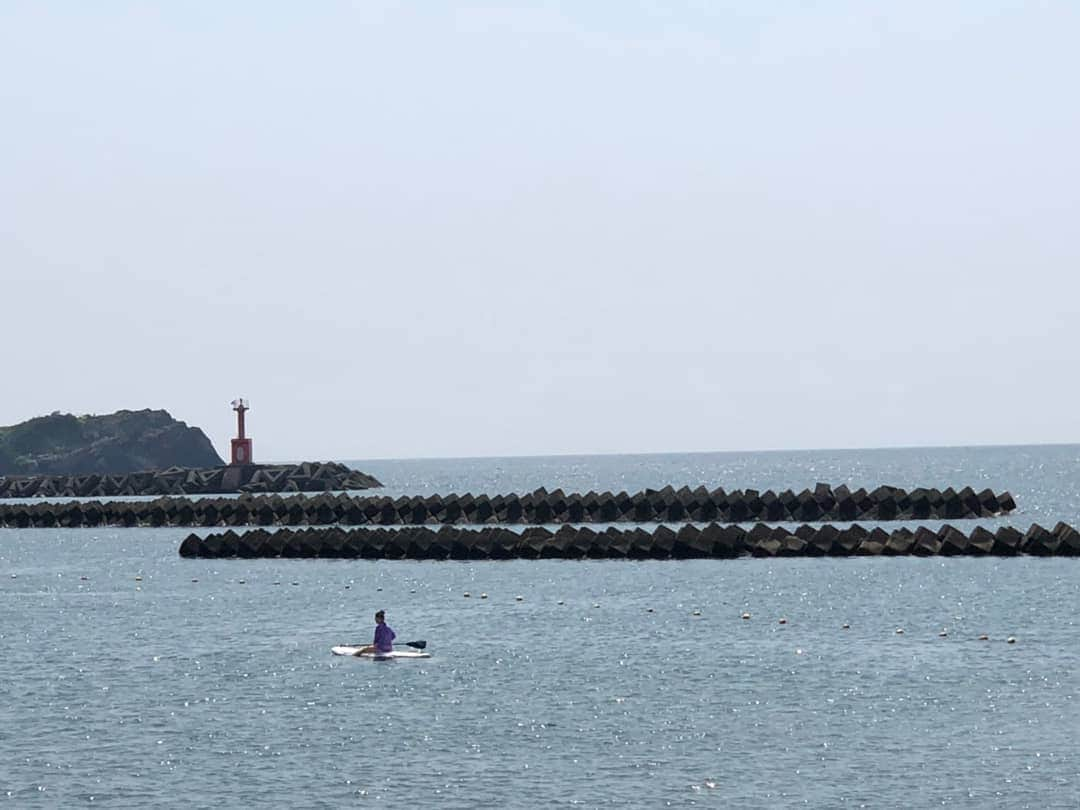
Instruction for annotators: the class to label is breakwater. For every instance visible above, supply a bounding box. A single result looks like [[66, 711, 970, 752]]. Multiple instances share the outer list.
[[0, 461, 381, 499], [178, 522, 1079, 559], [0, 484, 1017, 528]]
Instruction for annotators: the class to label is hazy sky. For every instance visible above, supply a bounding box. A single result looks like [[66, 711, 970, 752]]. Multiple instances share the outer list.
[[2, 1, 1078, 462]]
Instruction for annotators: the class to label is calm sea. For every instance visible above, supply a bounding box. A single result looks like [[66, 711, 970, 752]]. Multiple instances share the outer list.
[[2, 445, 1078, 808]]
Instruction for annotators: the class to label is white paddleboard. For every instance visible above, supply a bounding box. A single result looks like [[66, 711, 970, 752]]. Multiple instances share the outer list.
[[331, 645, 431, 659]]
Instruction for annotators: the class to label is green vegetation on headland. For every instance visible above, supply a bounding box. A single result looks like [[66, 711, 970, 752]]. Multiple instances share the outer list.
[[0, 409, 223, 475]]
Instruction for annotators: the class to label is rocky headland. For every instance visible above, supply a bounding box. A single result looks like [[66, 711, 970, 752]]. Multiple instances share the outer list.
[[0, 409, 222, 475], [0, 409, 383, 496]]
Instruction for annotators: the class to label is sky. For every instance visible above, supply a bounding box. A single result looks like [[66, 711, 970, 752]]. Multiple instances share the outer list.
[[2, 1, 1078, 462]]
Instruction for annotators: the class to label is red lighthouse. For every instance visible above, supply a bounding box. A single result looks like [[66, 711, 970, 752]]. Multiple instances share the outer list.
[[230, 398, 253, 466]]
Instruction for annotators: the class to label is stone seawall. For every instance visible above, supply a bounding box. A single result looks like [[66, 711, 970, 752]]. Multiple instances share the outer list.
[[0, 461, 381, 499], [178, 522, 1079, 559], [0, 484, 1016, 527]]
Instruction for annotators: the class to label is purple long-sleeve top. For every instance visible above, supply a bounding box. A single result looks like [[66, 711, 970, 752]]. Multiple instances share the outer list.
[[374, 623, 395, 652]]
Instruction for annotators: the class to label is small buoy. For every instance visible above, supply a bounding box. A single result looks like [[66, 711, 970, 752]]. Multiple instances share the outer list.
[[480, 593, 487, 599], [463, 592, 471, 598], [646, 607, 654, 612], [841, 623, 850, 630], [692, 609, 701, 616], [515, 595, 524, 602], [978, 634, 989, 641], [1007, 636, 1016, 644], [741, 612, 751, 620], [895, 628, 904, 635], [778, 618, 787, 625]]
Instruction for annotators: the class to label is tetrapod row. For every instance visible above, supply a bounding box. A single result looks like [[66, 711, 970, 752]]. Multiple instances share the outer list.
[[1, 483, 1016, 528], [0, 461, 381, 499], [178, 521, 1078, 560]]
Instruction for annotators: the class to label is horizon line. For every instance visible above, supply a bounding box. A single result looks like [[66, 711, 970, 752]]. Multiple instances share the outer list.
[[256, 440, 1080, 466]]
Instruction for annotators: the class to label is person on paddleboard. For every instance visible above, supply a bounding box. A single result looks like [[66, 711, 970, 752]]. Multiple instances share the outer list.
[[357, 610, 395, 655]]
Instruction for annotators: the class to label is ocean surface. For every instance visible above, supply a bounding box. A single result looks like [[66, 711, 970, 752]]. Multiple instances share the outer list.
[[2, 445, 1079, 808]]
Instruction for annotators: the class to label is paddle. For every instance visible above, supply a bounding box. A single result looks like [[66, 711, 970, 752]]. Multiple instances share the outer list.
[[348, 639, 427, 650]]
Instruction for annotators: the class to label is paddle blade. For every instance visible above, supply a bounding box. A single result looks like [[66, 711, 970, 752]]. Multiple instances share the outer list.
[[403, 640, 427, 650]]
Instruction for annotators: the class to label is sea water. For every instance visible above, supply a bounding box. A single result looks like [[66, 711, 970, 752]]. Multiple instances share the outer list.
[[1, 445, 1078, 808]]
